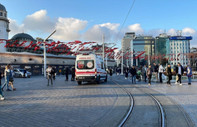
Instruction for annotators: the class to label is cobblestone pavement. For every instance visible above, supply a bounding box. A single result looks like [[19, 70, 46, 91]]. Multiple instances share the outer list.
[[0, 76, 130, 127]]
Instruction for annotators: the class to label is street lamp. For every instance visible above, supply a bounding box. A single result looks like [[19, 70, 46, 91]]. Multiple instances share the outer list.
[[43, 30, 56, 77]]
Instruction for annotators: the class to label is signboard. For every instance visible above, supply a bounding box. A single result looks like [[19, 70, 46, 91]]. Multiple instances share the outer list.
[[169, 36, 192, 40]]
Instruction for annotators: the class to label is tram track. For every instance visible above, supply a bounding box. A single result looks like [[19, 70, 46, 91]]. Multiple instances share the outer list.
[[113, 81, 134, 127], [113, 80, 166, 127]]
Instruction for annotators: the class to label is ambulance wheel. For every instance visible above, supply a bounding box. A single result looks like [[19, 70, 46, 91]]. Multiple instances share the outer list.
[[97, 76, 100, 84], [104, 75, 107, 82], [77, 81, 82, 85]]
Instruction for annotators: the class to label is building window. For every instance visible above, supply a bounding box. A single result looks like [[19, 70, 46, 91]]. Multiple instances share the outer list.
[[0, 12, 3, 16]]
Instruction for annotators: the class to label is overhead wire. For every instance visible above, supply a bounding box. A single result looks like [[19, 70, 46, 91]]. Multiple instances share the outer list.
[[116, 0, 136, 42]]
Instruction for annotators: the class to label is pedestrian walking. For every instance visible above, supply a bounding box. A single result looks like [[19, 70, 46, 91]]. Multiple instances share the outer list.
[[51, 67, 56, 80], [23, 68, 27, 78], [153, 63, 159, 82], [109, 68, 113, 76], [136, 67, 142, 82], [46, 65, 54, 86], [9, 67, 16, 91], [130, 66, 137, 84], [65, 66, 69, 81], [116, 67, 119, 75], [71, 66, 75, 81], [125, 67, 129, 79], [166, 64, 172, 85], [174, 64, 178, 84], [2, 64, 12, 91], [186, 65, 192, 85], [158, 64, 164, 83], [176, 63, 184, 85], [147, 65, 152, 85], [142, 65, 147, 82], [0, 66, 5, 100]]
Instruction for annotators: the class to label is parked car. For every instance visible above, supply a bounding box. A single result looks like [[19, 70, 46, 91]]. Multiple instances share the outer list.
[[13, 69, 31, 78]]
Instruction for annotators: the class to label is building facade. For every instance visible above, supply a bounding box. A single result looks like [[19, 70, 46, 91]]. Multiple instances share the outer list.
[[121, 32, 135, 66], [133, 35, 155, 66], [155, 33, 170, 56], [169, 36, 192, 66]]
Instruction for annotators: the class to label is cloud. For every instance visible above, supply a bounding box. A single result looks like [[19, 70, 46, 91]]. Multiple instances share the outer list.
[[83, 23, 120, 42], [147, 29, 165, 36], [127, 24, 144, 35], [53, 17, 88, 40], [182, 28, 196, 35], [9, 19, 24, 37], [23, 10, 55, 32], [167, 28, 177, 36]]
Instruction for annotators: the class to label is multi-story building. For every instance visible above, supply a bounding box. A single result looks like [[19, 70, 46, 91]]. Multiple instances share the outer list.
[[133, 35, 155, 66], [169, 36, 192, 66], [121, 32, 135, 66], [155, 33, 170, 56]]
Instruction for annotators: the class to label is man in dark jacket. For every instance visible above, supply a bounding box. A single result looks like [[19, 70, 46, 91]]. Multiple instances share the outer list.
[[166, 64, 172, 85], [130, 66, 137, 84], [71, 66, 75, 81], [153, 63, 159, 82], [65, 67, 69, 81]]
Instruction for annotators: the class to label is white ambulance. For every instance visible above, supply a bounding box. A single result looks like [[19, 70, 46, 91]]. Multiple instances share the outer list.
[[75, 54, 107, 85]]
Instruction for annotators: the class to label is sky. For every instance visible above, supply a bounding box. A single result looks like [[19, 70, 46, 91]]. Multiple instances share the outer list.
[[1, 0, 197, 47]]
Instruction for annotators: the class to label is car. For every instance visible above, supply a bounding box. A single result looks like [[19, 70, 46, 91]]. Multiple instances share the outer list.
[[13, 69, 31, 78]]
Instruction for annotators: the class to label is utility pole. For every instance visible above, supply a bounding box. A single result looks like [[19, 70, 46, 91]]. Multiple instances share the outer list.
[[102, 34, 105, 69], [121, 49, 124, 75], [43, 30, 56, 77], [106, 53, 108, 70], [148, 46, 150, 65]]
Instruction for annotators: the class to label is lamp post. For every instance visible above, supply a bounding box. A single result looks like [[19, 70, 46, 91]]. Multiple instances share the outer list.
[[121, 49, 124, 75], [102, 34, 105, 69], [43, 30, 56, 77]]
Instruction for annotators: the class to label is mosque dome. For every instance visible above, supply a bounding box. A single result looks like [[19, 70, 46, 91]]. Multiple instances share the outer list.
[[11, 33, 35, 41], [0, 3, 6, 12]]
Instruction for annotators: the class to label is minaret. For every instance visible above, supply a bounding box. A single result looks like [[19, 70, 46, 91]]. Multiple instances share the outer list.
[[0, 3, 10, 52]]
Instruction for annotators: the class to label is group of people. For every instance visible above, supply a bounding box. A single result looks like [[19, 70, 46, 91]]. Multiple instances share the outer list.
[[46, 66, 75, 86], [165, 63, 192, 86], [0, 64, 16, 101], [120, 62, 193, 86]]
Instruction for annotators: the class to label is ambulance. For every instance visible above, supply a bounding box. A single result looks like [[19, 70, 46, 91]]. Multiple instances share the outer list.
[[75, 54, 107, 85]]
